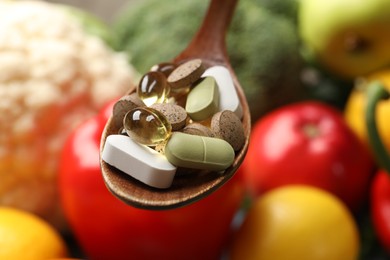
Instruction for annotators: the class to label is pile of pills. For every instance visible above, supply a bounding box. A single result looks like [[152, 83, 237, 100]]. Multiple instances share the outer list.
[[102, 59, 245, 189]]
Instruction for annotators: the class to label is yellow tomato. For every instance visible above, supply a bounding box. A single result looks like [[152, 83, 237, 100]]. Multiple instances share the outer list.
[[229, 186, 359, 260], [345, 69, 390, 151]]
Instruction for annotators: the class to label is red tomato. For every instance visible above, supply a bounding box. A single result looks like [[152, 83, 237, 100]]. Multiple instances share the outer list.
[[59, 101, 244, 260], [371, 171, 390, 251], [242, 101, 374, 211]]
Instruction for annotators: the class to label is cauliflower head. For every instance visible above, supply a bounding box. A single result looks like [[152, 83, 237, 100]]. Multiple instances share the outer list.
[[0, 0, 136, 230]]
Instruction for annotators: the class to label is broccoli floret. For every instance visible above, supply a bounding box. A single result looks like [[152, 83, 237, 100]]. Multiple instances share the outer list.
[[113, 0, 208, 72], [228, 1, 304, 121], [257, 0, 300, 24], [113, 0, 304, 122], [61, 4, 115, 47]]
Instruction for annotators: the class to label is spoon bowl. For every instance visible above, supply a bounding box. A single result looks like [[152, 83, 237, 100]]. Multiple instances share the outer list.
[[100, 0, 250, 210]]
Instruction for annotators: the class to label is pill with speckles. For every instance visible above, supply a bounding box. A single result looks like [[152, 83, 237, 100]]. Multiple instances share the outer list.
[[211, 110, 245, 151], [150, 103, 188, 131], [182, 123, 214, 137], [167, 59, 205, 89], [112, 93, 145, 128]]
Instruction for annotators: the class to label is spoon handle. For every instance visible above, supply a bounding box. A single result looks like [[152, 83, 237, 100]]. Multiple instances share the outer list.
[[175, 0, 239, 64]]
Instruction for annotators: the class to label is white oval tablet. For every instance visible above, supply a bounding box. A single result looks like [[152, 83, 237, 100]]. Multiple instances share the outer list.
[[102, 134, 177, 189], [201, 65, 243, 119]]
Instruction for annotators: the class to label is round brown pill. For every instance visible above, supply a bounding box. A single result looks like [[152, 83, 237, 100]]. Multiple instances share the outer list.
[[211, 110, 245, 151], [167, 59, 205, 89], [182, 123, 214, 137], [150, 103, 188, 131], [112, 93, 145, 128]]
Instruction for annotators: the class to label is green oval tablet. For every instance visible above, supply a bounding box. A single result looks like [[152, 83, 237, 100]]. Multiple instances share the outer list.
[[185, 76, 219, 121], [165, 132, 234, 171]]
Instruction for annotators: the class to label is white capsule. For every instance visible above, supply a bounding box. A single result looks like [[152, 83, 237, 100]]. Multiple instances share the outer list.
[[102, 134, 177, 189], [201, 65, 243, 119]]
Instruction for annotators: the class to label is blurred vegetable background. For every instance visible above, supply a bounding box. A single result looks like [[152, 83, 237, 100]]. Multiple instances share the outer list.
[[1, 0, 390, 259]]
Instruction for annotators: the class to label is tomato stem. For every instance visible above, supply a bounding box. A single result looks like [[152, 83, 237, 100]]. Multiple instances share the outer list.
[[302, 123, 320, 138], [365, 81, 390, 174]]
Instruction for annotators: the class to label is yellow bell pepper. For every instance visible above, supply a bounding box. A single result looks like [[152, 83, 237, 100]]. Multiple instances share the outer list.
[[345, 69, 390, 152]]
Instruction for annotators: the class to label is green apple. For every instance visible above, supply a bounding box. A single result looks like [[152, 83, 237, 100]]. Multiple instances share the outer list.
[[299, 0, 390, 79]]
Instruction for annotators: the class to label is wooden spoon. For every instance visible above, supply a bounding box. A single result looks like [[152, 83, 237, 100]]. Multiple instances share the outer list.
[[100, 0, 250, 210]]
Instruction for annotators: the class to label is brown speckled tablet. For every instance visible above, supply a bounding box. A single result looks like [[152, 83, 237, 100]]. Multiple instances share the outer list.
[[182, 123, 214, 137], [211, 110, 245, 151], [113, 93, 145, 128], [150, 103, 188, 131], [167, 59, 205, 89]]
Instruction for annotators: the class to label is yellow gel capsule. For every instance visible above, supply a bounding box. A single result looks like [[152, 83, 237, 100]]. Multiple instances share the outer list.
[[165, 132, 235, 171], [150, 62, 177, 77], [185, 76, 219, 121], [137, 71, 170, 106], [123, 107, 172, 146]]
